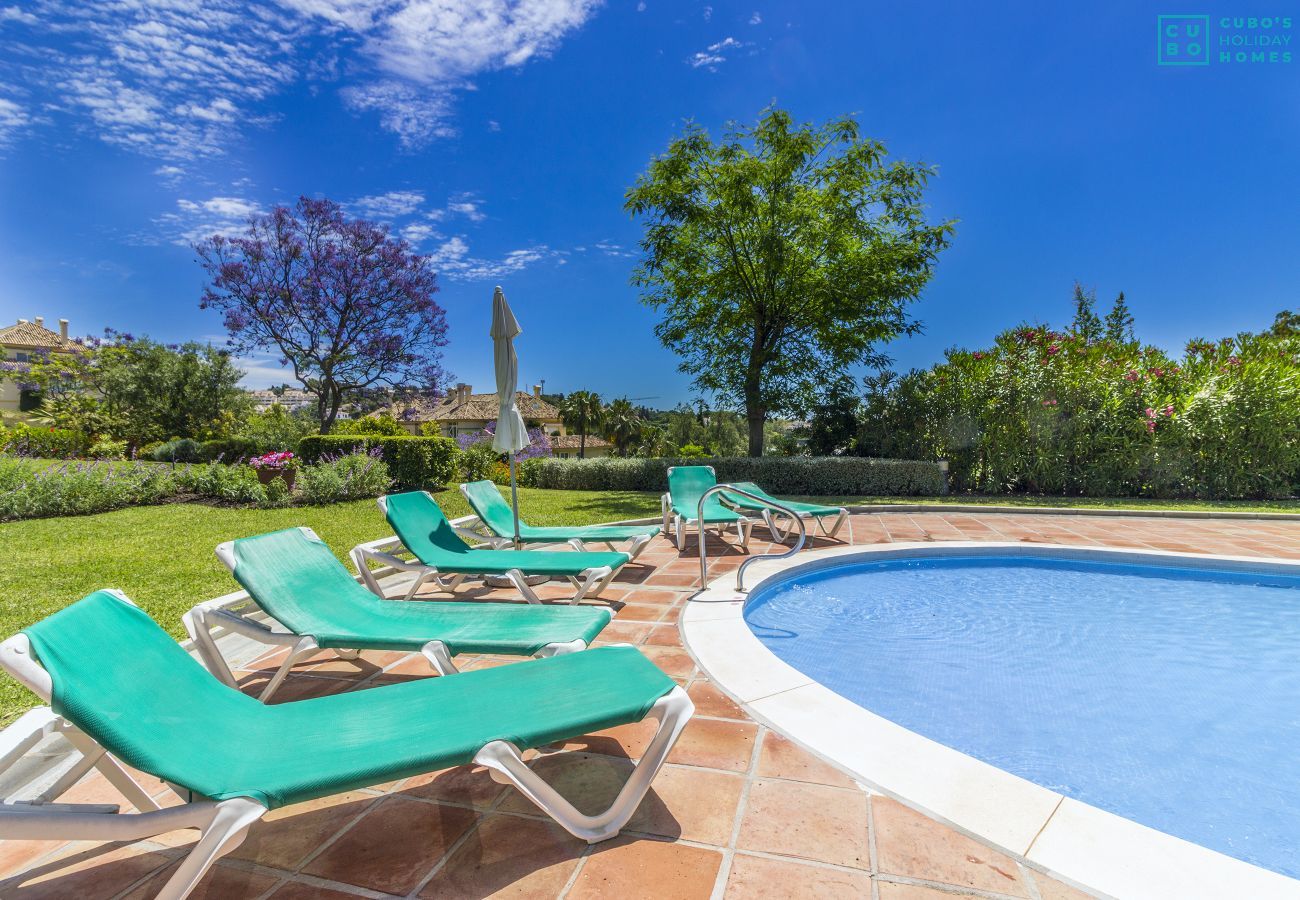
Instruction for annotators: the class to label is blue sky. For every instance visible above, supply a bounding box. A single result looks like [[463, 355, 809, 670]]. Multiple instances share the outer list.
[[1, 1, 1297, 405]]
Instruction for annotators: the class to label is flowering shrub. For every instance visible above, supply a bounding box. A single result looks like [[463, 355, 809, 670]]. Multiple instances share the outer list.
[[460, 442, 501, 482], [0, 425, 89, 459], [249, 450, 296, 470], [0, 458, 178, 520], [297, 450, 392, 504], [857, 326, 1300, 499]]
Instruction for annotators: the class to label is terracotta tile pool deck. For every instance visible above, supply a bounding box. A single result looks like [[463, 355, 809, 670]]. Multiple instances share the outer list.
[[4, 510, 1300, 899]]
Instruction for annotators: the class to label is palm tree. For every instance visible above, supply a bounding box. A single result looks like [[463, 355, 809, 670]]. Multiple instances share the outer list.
[[603, 397, 642, 457], [559, 390, 604, 458], [634, 422, 671, 458]]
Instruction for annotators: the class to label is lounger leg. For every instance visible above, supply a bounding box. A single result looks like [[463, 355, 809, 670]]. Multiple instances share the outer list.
[[738, 519, 752, 552], [506, 569, 543, 604], [824, 509, 850, 541], [534, 638, 587, 658], [420, 640, 459, 675], [154, 798, 266, 900], [673, 516, 684, 551], [258, 635, 321, 702], [473, 686, 693, 843], [570, 567, 615, 604], [625, 533, 651, 562]]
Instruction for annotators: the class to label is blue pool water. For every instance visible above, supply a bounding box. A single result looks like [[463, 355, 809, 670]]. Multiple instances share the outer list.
[[744, 554, 1300, 878]]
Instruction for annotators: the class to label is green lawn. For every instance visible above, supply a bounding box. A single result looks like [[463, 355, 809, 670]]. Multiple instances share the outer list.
[[0, 487, 661, 725]]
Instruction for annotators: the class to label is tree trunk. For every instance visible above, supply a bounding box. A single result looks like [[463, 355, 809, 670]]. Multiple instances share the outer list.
[[579, 426, 587, 459], [746, 408, 765, 457], [744, 355, 766, 457]]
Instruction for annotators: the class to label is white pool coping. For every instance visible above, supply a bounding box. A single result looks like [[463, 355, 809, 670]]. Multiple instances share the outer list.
[[680, 541, 1300, 900]]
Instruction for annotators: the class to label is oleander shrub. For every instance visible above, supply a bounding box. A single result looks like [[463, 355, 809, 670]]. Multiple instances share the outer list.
[[518, 455, 945, 496], [0, 425, 89, 459], [297, 450, 393, 504], [297, 435, 460, 488], [856, 327, 1300, 499]]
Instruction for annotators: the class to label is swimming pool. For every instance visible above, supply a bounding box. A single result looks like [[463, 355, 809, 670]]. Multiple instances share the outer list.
[[744, 553, 1300, 880]]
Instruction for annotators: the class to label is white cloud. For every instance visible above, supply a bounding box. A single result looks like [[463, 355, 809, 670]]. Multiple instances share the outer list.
[[426, 234, 561, 280], [702, 5, 711, 21], [446, 193, 485, 222], [2, 0, 603, 157], [748, 11, 761, 25], [400, 221, 441, 244], [349, 189, 426, 219], [688, 35, 748, 69], [594, 240, 633, 257], [155, 194, 262, 245], [0, 5, 36, 23], [635, 1, 645, 10], [486, 118, 501, 131], [0, 95, 28, 147]]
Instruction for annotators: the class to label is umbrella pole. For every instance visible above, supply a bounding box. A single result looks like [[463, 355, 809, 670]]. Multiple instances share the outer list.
[[509, 452, 522, 550]]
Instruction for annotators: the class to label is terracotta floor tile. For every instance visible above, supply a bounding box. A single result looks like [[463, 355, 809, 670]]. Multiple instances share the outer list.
[[268, 882, 366, 900], [667, 717, 758, 772], [418, 814, 583, 899], [398, 762, 509, 808], [0, 840, 67, 880], [595, 620, 652, 644], [567, 836, 722, 900], [755, 731, 857, 788], [119, 859, 281, 899], [639, 646, 696, 678], [302, 795, 477, 893], [0, 842, 173, 899], [736, 779, 868, 868], [872, 796, 1029, 897], [497, 753, 652, 819], [877, 881, 989, 899], [557, 718, 660, 758], [686, 680, 746, 720], [624, 765, 745, 844], [724, 852, 872, 899], [643, 624, 682, 647], [621, 589, 685, 606], [614, 603, 671, 622], [228, 791, 379, 870]]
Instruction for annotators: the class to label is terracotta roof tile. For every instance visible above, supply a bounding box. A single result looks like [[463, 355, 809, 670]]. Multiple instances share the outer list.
[[393, 391, 560, 423], [549, 434, 611, 450], [0, 320, 77, 351]]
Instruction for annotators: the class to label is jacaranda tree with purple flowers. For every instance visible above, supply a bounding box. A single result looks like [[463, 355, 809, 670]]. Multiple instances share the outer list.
[[196, 196, 450, 433]]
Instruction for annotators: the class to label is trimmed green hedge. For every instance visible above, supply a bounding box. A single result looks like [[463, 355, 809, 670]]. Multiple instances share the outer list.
[[298, 435, 461, 488], [519, 456, 946, 496]]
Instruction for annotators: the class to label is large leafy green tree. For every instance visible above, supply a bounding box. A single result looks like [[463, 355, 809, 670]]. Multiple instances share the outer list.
[[625, 108, 954, 455], [559, 390, 604, 458]]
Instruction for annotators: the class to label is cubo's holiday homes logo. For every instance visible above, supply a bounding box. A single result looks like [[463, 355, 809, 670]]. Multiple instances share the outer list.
[[1157, 14, 1293, 65]]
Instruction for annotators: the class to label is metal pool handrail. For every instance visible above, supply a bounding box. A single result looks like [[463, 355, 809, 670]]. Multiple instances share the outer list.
[[697, 484, 807, 591]]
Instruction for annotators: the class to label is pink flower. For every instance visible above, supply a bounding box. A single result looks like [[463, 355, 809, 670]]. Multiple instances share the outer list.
[[1124, 370, 1139, 381], [1163, 405, 1174, 417], [1144, 407, 1156, 418], [1046, 344, 1061, 356], [1145, 420, 1156, 434], [1042, 399, 1058, 407], [1150, 368, 1163, 377], [972, 351, 986, 360]]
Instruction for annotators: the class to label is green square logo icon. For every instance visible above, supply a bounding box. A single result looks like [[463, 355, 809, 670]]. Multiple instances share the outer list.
[[1158, 15, 1211, 65]]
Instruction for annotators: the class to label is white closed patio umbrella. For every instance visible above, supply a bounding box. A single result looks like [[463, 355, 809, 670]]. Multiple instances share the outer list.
[[490, 285, 529, 549]]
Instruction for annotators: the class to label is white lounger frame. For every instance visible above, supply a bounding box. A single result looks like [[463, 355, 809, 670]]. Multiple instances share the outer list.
[[349, 495, 621, 605], [0, 591, 693, 900], [661, 467, 753, 553], [455, 484, 657, 562], [741, 503, 852, 544], [187, 527, 588, 701]]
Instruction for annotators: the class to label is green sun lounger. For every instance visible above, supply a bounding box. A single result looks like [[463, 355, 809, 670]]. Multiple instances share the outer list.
[[459, 479, 661, 561], [661, 465, 753, 552], [353, 491, 631, 605], [719, 482, 852, 542], [184, 527, 614, 701], [0, 591, 691, 900]]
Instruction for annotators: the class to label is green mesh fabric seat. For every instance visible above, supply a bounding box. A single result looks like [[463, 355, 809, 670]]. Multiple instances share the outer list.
[[662, 466, 753, 552], [227, 528, 609, 655], [460, 480, 660, 559], [385, 491, 629, 575], [371, 491, 630, 605], [717, 483, 852, 543], [189, 527, 613, 698], [4, 591, 690, 898]]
